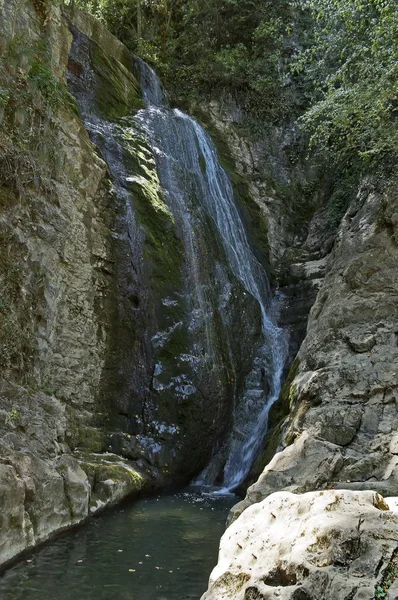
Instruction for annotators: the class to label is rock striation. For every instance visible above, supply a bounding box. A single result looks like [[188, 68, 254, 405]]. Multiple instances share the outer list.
[[0, 0, 164, 566], [203, 178, 398, 598], [0, 379, 147, 567], [0, 0, 260, 566], [232, 181, 398, 522]]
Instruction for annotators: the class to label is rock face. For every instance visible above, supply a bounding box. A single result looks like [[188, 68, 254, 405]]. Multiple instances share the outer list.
[[232, 180, 398, 522], [0, 379, 147, 567], [1, 0, 397, 583], [196, 99, 335, 367], [203, 490, 398, 600], [0, 0, 161, 566], [0, 0, 261, 566], [196, 99, 340, 489], [200, 104, 398, 599]]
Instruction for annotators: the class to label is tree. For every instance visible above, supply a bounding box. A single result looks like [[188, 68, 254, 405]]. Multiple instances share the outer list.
[[293, 0, 398, 166]]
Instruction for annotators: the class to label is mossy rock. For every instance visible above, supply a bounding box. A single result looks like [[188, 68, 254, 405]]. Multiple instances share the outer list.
[[67, 7, 134, 72], [77, 426, 106, 453], [121, 127, 184, 299], [78, 461, 97, 488], [95, 463, 144, 487], [78, 455, 145, 505], [89, 40, 144, 119], [91, 462, 145, 506], [0, 229, 42, 380]]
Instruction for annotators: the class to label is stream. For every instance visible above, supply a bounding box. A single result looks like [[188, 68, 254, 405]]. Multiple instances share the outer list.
[[0, 491, 235, 600]]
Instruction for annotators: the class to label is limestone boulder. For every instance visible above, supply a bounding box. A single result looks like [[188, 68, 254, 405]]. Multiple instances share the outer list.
[[204, 490, 398, 600], [0, 379, 153, 567]]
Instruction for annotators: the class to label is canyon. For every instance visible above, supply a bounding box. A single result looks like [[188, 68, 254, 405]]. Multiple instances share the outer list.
[[0, 1, 397, 598]]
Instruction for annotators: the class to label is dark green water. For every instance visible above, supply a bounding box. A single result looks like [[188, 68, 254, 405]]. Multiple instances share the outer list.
[[0, 491, 235, 600]]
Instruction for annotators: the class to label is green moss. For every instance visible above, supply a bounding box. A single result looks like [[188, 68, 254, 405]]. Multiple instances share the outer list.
[[5, 409, 21, 427], [375, 549, 398, 599], [28, 60, 66, 110], [89, 41, 144, 119], [121, 129, 184, 297], [289, 383, 298, 407], [78, 427, 106, 453], [95, 463, 144, 489]]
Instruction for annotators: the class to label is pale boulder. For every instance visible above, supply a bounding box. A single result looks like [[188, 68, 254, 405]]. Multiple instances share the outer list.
[[203, 490, 398, 600]]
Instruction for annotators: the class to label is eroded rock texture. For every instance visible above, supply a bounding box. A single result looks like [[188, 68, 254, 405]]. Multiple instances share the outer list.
[[203, 490, 398, 600], [0, 379, 147, 566], [232, 181, 398, 521], [201, 149, 398, 598]]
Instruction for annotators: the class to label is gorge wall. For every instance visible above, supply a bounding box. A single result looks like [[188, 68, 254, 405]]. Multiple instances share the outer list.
[[195, 66, 398, 600], [1, 2, 398, 596], [203, 178, 398, 599], [200, 130, 398, 598], [0, 0, 265, 566], [0, 0, 154, 565]]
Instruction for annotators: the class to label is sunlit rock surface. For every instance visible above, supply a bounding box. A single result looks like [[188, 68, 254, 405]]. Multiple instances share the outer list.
[[232, 182, 398, 521], [0, 379, 151, 567], [203, 490, 398, 600]]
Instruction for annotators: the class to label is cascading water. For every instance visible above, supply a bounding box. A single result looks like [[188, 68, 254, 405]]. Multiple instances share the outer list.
[[133, 59, 289, 490]]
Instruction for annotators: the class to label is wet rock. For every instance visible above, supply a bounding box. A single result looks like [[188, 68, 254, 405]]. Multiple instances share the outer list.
[[109, 432, 146, 461], [0, 0, 259, 567]]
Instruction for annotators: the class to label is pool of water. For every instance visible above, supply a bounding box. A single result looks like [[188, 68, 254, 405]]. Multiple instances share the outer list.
[[0, 490, 235, 600]]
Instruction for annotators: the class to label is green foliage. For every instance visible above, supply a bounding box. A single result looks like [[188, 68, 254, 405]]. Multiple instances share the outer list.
[[0, 25, 68, 192], [293, 0, 398, 167], [69, 0, 293, 124], [28, 60, 65, 109], [374, 549, 398, 598], [5, 409, 21, 427], [327, 166, 361, 226]]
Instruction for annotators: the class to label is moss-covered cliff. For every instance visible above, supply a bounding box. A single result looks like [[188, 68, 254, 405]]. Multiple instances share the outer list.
[[0, 0, 262, 566], [0, 0, 161, 566]]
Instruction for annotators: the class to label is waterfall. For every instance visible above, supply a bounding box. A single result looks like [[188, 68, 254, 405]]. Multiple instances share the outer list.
[[133, 59, 289, 490]]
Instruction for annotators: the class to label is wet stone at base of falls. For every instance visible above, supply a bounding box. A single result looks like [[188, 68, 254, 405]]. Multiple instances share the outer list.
[[0, 491, 235, 600]]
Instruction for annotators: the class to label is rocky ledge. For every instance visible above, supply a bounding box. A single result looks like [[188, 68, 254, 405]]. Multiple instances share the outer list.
[[201, 163, 398, 598], [0, 379, 159, 568], [203, 490, 398, 600]]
